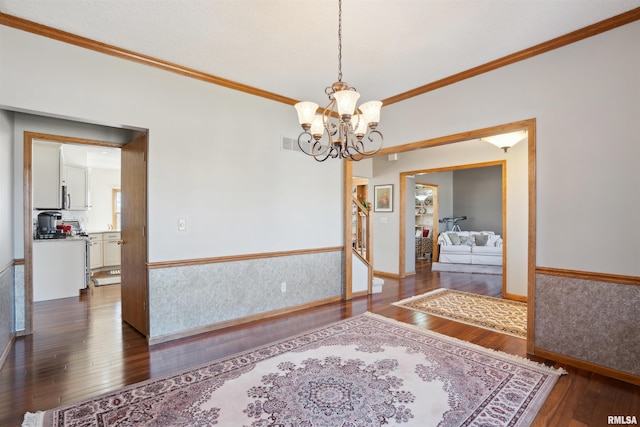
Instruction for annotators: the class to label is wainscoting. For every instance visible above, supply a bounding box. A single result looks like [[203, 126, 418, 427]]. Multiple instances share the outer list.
[[534, 269, 640, 384], [148, 249, 343, 344], [0, 263, 15, 367]]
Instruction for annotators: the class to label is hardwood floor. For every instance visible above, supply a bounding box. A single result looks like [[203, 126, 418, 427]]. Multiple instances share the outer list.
[[1, 261, 638, 426]]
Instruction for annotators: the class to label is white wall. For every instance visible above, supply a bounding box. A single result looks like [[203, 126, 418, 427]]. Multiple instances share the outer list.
[[0, 110, 13, 267], [0, 26, 342, 263], [381, 21, 640, 277], [87, 168, 121, 232]]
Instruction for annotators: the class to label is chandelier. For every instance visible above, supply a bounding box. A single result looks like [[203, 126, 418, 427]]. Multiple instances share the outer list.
[[294, 0, 383, 162]]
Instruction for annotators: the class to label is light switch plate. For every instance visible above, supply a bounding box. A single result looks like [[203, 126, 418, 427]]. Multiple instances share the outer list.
[[178, 219, 186, 231]]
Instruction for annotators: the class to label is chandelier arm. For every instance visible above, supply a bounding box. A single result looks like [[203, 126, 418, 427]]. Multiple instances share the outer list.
[[347, 151, 365, 161], [351, 130, 383, 156], [311, 138, 330, 157], [298, 131, 330, 157], [323, 99, 339, 137], [314, 144, 339, 162]]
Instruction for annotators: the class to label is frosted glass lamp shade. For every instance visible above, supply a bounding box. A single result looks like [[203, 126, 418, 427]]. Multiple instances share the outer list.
[[294, 102, 319, 125], [350, 114, 368, 136], [359, 101, 382, 124], [481, 130, 527, 152], [334, 90, 360, 116], [310, 115, 325, 136]]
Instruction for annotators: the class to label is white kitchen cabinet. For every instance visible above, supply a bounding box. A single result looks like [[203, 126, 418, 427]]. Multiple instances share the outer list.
[[88, 233, 104, 269], [33, 239, 87, 302], [32, 141, 62, 209], [64, 165, 89, 210], [103, 232, 121, 267]]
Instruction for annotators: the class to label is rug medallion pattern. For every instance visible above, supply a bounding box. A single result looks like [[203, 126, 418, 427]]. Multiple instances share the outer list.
[[25, 313, 562, 427], [394, 289, 528, 338]]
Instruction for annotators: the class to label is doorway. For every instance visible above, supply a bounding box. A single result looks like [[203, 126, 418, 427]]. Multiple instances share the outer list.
[[402, 162, 505, 285], [345, 119, 534, 303], [22, 131, 149, 337], [414, 182, 438, 262]]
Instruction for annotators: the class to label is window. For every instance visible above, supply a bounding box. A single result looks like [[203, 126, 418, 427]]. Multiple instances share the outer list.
[[112, 189, 121, 230]]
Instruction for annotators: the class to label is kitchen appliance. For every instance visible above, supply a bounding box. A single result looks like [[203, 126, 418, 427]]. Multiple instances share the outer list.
[[36, 211, 65, 239], [63, 219, 87, 237], [57, 224, 72, 233]]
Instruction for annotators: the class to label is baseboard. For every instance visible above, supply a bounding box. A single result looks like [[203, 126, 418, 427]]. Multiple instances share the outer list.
[[373, 270, 400, 279], [533, 347, 640, 386], [0, 333, 15, 370], [504, 291, 527, 302], [432, 262, 502, 275], [148, 295, 342, 346]]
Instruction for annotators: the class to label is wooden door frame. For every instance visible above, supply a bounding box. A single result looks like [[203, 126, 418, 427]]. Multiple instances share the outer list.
[[21, 131, 137, 335], [343, 118, 535, 327]]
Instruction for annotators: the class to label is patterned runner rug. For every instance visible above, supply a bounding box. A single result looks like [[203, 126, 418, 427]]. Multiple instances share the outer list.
[[394, 288, 527, 338], [23, 313, 562, 427]]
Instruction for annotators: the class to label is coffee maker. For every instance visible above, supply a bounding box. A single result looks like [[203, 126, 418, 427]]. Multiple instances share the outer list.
[[36, 211, 65, 239]]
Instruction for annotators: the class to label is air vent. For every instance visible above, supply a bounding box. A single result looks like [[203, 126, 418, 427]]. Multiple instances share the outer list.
[[281, 136, 303, 154]]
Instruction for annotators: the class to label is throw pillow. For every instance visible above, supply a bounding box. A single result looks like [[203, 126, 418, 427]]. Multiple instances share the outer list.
[[475, 234, 489, 246], [446, 232, 460, 245], [460, 235, 475, 246]]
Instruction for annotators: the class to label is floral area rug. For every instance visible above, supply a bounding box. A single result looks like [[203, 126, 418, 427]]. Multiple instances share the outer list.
[[394, 289, 528, 338], [23, 312, 563, 427]]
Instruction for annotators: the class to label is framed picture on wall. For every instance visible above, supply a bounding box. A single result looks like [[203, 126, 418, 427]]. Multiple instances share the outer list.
[[374, 184, 393, 212]]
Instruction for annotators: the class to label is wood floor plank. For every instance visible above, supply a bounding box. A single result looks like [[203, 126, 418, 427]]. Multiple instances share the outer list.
[[0, 261, 638, 426]]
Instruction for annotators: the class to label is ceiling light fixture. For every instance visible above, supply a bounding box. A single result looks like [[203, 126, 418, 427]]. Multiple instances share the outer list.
[[481, 130, 528, 153], [294, 0, 383, 162]]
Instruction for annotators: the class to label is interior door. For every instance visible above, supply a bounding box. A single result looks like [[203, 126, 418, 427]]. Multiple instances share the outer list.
[[120, 133, 149, 336]]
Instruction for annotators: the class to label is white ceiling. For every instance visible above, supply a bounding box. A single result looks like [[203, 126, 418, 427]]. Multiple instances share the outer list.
[[62, 143, 121, 170], [1, 0, 639, 105]]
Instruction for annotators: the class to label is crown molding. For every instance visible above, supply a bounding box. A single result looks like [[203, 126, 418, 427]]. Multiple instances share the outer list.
[[381, 7, 640, 106], [0, 12, 299, 106], [2, 8, 639, 107]]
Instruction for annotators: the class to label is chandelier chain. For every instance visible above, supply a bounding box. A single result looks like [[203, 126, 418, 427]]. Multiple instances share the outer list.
[[337, 0, 342, 82]]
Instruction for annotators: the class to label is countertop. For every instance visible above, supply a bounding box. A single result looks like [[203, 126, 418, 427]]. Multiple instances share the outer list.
[[33, 236, 89, 243]]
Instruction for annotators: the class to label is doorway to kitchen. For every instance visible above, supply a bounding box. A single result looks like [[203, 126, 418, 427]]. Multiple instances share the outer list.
[[22, 131, 148, 337]]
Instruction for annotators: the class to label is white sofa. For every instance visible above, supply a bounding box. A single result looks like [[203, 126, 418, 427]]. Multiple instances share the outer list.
[[437, 231, 503, 266]]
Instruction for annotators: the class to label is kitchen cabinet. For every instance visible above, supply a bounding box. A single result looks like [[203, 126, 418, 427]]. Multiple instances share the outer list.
[[64, 165, 89, 210], [33, 239, 87, 301], [103, 232, 121, 267], [88, 233, 104, 269], [32, 141, 62, 209]]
